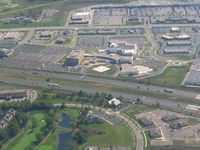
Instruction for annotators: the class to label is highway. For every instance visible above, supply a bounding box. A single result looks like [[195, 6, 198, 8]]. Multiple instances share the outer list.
[[0, 67, 199, 101], [0, 76, 200, 117], [1, 1, 200, 149]]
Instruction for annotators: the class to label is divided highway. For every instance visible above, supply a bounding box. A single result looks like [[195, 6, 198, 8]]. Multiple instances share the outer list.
[[0, 68, 199, 101], [0, 72, 199, 116]]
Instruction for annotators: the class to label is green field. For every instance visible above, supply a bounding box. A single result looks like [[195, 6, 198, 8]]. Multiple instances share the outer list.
[[37, 132, 57, 150], [4, 111, 47, 150], [0, 82, 22, 90], [0, 0, 64, 14], [79, 122, 135, 150], [124, 104, 158, 118], [139, 65, 190, 88]]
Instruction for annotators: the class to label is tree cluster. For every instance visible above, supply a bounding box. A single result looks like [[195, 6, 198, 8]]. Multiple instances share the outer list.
[[0, 111, 28, 149], [38, 90, 114, 107]]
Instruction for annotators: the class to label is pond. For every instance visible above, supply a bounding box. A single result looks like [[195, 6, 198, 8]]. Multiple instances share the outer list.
[[57, 113, 72, 150], [60, 113, 72, 128], [57, 133, 71, 150]]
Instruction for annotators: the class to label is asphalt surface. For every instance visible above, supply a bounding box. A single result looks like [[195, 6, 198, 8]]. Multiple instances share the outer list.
[[0, 67, 198, 101], [0, 76, 199, 116]]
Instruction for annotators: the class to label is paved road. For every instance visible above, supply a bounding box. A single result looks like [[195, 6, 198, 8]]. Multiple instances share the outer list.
[[0, 68, 198, 101], [1, 23, 200, 32], [0, 77, 199, 116]]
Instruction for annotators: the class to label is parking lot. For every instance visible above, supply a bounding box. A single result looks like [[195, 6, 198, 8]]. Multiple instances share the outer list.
[[0, 42, 16, 49], [77, 36, 108, 49], [15, 44, 44, 53], [133, 57, 166, 69], [93, 8, 127, 26], [109, 35, 149, 48], [91, 110, 123, 125], [2, 46, 71, 71], [91, 4, 200, 27]]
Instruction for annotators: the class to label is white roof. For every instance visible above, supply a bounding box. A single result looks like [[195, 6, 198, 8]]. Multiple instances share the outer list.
[[161, 35, 174, 39], [171, 27, 180, 31], [196, 95, 200, 100], [73, 12, 91, 16], [175, 34, 191, 39], [186, 104, 200, 111], [108, 98, 121, 106]]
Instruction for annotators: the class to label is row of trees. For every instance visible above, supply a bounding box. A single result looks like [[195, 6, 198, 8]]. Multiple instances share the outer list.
[[1, 101, 54, 112], [38, 90, 116, 107]]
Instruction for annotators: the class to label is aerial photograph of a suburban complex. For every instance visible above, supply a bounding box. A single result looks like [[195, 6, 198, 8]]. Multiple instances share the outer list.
[[2, 0, 200, 150]]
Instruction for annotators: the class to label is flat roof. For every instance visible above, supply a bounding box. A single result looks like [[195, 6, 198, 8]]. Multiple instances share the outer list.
[[167, 40, 191, 45], [164, 48, 190, 53], [0, 89, 27, 95]]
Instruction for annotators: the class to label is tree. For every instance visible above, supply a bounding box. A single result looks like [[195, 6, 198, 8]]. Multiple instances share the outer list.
[[71, 129, 87, 144], [136, 97, 141, 104], [67, 141, 78, 150]]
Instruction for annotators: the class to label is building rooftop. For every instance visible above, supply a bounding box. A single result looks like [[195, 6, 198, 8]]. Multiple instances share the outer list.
[[139, 118, 154, 127], [148, 129, 161, 138], [68, 50, 83, 58], [161, 114, 178, 122], [0, 89, 27, 95], [108, 98, 121, 106]]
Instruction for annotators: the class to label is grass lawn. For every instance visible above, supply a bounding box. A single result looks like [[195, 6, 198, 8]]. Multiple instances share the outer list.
[[37, 132, 57, 150], [63, 108, 80, 120], [124, 104, 158, 117], [186, 117, 200, 126], [4, 111, 47, 150], [139, 65, 190, 88], [0, 82, 23, 90], [0, 0, 64, 14], [0, 0, 136, 28], [37, 145, 54, 150], [79, 122, 135, 150]]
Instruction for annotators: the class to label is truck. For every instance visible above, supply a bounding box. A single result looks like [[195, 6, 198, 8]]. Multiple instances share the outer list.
[[48, 83, 60, 88], [164, 89, 174, 93]]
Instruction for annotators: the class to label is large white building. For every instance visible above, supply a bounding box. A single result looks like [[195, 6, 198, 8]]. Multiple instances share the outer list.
[[71, 11, 92, 20]]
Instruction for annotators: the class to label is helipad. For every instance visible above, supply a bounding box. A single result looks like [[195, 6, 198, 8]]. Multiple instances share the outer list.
[[92, 65, 110, 73]]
